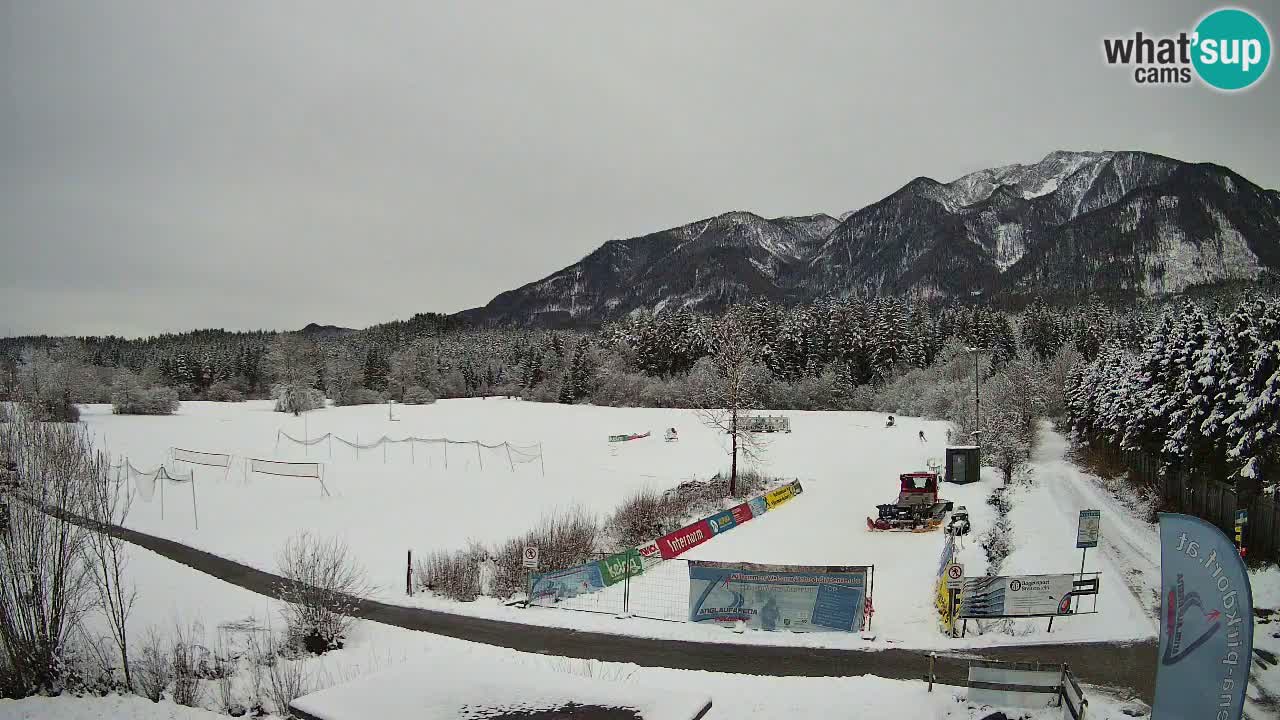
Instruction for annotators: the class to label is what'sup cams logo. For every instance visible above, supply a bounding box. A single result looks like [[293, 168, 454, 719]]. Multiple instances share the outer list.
[[1103, 7, 1271, 90]]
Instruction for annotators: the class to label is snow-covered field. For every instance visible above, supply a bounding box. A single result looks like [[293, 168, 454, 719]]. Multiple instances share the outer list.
[[0, 542, 1147, 720], [77, 399, 1158, 649], [18, 399, 1280, 717]]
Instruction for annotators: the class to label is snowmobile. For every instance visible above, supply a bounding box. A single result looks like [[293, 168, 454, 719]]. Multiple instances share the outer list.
[[866, 471, 953, 532], [946, 505, 971, 537]]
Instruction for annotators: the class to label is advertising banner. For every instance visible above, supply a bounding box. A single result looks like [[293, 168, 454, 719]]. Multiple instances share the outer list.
[[764, 480, 804, 510], [707, 510, 737, 535], [1153, 513, 1253, 720], [634, 538, 663, 571], [748, 496, 767, 518], [598, 548, 643, 586], [657, 519, 713, 559], [688, 561, 868, 632], [530, 562, 605, 603], [729, 503, 754, 525], [958, 574, 1075, 618]]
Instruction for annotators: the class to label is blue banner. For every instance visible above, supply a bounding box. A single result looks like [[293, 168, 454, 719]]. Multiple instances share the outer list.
[[530, 562, 605, 604], [1154, 513, 1253, 720], [688, 561, 868, 632]]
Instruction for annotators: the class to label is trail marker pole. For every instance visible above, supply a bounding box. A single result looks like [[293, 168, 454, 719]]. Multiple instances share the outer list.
[[304, 411, 309, 458], [538, 442, 545, 477], [406, 549, 413, 596], [356, 433, 361, 461], [443, 441, 448, 469], [159, 468, 165, 521], [475, 442, 483, 469], [505, 443, 514, 472]]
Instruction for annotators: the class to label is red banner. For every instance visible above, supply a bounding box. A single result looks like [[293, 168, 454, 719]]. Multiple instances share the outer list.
[[657, 519, 713, 559], [730, 503, 754, 525]]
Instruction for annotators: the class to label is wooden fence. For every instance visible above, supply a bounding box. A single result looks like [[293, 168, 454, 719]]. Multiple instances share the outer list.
[[1092, 439, 1280, 560]]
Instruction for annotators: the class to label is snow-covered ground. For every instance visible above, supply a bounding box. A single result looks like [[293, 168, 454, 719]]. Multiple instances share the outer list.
[[77, 399, 1160, 649], [1, 540, 1146, 720]]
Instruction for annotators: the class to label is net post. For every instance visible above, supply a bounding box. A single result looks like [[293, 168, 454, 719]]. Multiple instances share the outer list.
[[190, 468, 199, 530]]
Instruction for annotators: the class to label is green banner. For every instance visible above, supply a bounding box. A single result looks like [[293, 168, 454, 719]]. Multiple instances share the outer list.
[[598, 548, 643, 586]]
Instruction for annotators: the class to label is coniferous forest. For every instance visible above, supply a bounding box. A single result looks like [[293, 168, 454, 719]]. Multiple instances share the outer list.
[[3, 291, 1278, 491]]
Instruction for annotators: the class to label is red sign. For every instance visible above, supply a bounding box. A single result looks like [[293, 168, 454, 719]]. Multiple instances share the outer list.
[[636, 540, 661, 559], [657, 519, 713, 559], [730, 503, 754, 525]]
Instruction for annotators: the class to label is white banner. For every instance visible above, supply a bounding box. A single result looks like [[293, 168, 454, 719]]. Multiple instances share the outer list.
[[248, 459, 321, 478], [173, 447, 232, 468], [959, 574, 1075, 618]]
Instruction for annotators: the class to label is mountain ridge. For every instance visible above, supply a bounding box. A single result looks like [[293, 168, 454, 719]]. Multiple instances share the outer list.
[[458, 150, 1280, 327]]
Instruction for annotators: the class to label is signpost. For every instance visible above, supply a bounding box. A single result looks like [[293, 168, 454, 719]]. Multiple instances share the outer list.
[[944, 563, 963, 637], [522, 546, 539, 608], [1074, 509, 1100, 612]]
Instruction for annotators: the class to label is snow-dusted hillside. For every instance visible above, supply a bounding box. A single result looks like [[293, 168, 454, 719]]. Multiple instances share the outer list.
[[459, 150, 1280, 326]]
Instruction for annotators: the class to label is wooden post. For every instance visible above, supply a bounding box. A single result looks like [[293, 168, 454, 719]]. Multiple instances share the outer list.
[[406, 549, 413, 596], [927, 653, 936, 692]]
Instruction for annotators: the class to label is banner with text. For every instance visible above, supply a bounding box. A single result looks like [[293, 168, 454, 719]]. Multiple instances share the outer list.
[[1153, 513, 1253, 720], [688, 561, 868, 632], [529, 562, 606, 603], [958, 574, 1075, 618]]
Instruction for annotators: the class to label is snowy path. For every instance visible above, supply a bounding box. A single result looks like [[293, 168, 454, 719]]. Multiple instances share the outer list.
[[1033, 422, 1161, 621]]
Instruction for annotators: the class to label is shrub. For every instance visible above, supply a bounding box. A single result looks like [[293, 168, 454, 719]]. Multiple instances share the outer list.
[[606, 486, 687, 549], [492, 508, 600, 599], [206, 382, 245, 402], [112, 384, 180, 416], [272, 384, 325, 415], [402, 386, 436, 405], [275, 533, 367, 654], [334, 387, 384, 407], [133, 627, 172, 702], [415, 542, 485, 601], [171, 621, 206, 707]]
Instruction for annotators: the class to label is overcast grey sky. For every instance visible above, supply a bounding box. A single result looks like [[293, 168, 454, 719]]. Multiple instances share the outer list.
[[2, 1, 1277, 338]]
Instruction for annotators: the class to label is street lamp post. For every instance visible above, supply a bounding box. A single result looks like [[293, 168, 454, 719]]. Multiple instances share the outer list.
[[966, 347, 991, 445]]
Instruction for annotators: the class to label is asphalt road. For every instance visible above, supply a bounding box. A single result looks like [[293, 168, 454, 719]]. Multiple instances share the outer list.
[[93, 519, 1157, 701]]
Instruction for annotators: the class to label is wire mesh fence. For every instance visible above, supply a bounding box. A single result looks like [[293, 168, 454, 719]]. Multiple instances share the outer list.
[[529, 553, 689, 623]]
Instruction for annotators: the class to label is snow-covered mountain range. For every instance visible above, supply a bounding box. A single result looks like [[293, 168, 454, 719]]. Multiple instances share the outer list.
[[460, 151, 1280, 327]]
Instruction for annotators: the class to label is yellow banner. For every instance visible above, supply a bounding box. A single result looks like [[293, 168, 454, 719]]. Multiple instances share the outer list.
[[765, 484, 796, 509]]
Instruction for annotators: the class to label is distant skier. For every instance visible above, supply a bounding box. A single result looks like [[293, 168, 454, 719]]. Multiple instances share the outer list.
[[885, 415, 895, 428], [918, 430, 927, 444], [945, 428, 953, 444]]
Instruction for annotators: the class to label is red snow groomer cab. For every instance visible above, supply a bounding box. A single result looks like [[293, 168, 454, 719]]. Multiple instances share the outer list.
[[866, 471, 954, 532]]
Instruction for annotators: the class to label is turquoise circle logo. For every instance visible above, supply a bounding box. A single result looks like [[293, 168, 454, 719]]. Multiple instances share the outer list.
[[1192, 8, 1271, 90]]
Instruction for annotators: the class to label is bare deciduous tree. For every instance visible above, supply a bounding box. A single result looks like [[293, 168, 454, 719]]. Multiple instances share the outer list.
[[275, 533, 367, 654], [0, 413, 98, 694], [689, 312, 770, 496]]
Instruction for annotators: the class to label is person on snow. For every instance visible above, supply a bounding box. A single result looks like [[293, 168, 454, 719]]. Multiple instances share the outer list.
[[885, 415, 895, 428], [918, 430, 927, 444], [945, 428, 953, 444]]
